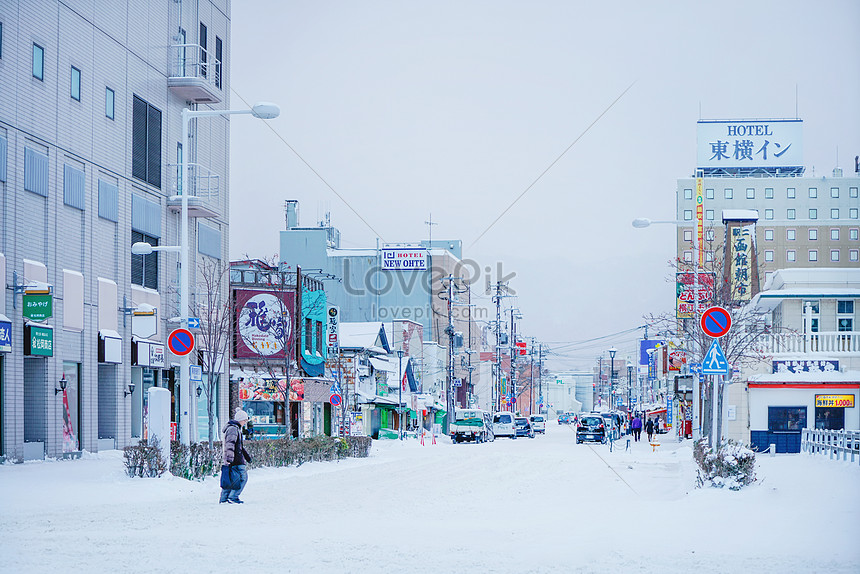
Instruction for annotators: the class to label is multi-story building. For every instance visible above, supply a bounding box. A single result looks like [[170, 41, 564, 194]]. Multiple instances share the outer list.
[[1, 1, 232, 461]]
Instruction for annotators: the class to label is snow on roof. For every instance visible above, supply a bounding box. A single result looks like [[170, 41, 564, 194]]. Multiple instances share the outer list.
[[748, 371, 860, 384], [721, 209, 759, 221], [762, 267, 860, 291], [338, 322, 386, 350]]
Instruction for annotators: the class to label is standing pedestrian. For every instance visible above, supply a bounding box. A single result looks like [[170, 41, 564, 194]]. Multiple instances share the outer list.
[[632, 414, 642, 442], [220, 408, 252, 504], [645, 417, 655, 443]]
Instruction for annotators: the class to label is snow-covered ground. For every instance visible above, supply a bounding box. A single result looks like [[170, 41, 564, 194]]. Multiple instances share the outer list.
[[2, 424, 858, 573]]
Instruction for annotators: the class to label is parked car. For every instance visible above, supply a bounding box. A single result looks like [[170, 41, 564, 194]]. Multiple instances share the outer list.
[[529, 415, 546, 434], [576, 414, 607, 444], [600, 411, 624, 440], [493, 411, 517, 438], [515, 417, 535, 438], [451, 408, 493, 444]]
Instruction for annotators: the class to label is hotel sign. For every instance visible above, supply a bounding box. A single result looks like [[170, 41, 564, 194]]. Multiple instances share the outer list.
[[697, 119, 803, 170], [382, 247, 427, 271]]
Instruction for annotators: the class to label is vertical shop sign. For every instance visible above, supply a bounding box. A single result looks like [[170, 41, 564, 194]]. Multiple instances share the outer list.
[[730, 224, 754, 302]]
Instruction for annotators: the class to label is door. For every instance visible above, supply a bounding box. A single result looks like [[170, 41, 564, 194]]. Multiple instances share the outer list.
[[62, 362, 81, 451]]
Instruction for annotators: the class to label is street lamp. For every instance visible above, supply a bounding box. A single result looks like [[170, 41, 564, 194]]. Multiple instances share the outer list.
[[608, 347, 616, 415], [396, 349, 405, 440], [626, 361, 633, 415]]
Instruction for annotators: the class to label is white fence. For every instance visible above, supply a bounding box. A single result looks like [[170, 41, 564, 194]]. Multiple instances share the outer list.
[[801, 428, 860, 465], [760, 332, 860, 355]]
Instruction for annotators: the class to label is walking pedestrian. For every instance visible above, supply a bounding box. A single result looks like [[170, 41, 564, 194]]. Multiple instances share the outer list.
[[645, 417, 655, 443], [632, 414, 642, 442], [220, 408, 252, 504]]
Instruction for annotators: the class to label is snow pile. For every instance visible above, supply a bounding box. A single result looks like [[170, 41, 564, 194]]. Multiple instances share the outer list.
[[694, 438, 757, 490]]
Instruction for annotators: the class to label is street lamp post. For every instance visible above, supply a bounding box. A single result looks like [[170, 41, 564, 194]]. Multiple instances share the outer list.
[[397, 349, 405, 440]]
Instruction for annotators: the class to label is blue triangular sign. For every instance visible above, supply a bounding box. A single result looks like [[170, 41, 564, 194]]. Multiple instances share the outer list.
[[702, 340, 730, 375]]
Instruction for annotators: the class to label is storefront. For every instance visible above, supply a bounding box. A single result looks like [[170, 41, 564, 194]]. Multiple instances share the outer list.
[[236, 373, 335, 438], [0, 313, 10, 459], [130, 337, 165, 439], [748, 373, 860, 453]]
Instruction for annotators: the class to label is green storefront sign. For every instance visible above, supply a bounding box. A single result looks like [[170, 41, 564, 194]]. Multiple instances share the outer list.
[[25, 325, 53, 356], [23, 293, 53, 321]]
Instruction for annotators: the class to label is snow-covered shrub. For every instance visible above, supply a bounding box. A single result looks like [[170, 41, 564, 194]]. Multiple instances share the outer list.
[[694, 438, 756, 490], [170, 441, 219, 480], [122, 437, 168, 478]]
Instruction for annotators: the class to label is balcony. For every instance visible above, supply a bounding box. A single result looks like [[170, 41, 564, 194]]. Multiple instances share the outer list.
[[166, 163, 220, 218], [759, 332, 860, 356], [167, 44, 222, 104]]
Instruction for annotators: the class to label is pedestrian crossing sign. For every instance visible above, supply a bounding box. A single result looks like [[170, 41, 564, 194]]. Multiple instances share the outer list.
[[702, 340, 730, 375]]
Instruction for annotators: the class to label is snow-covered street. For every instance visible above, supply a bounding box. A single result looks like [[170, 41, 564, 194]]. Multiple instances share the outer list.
[[2, 425, 858, 573]]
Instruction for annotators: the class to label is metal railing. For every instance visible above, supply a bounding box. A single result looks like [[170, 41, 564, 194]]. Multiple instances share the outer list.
[[167, 163, 220, 200], [168, 43, 222, 86], [759, 332, 860, 355], [801, 428, 860, 465]]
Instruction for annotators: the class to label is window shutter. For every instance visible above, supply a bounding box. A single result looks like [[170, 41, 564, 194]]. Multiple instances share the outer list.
[[24, 147, 49, 196], [132, 96, 148, 182], [98, 179, 119, 222], [0, 136, 7, 182], [63, 164, 86, 210], [146, 105, 162, 188]]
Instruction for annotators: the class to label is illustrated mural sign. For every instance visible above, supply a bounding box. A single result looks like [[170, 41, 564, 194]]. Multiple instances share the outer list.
[[235, 289, 295, 359]]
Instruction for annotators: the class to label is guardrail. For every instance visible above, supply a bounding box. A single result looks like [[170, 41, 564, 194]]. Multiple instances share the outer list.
[[801, 428, 860, 465]]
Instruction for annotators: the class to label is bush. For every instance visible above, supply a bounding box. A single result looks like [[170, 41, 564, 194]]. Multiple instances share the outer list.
[[170, 441, 220, 480], [694, 438, 757, 490], [122, 437, 168, 478]]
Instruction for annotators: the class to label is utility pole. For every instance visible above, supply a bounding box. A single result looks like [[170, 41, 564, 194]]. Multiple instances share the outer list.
[[492, 281, 504, 412], [529, 341, 534, 416], [510, 308, 517, 414], [443, 275, 455, 433], [538, 343, 543, 414]]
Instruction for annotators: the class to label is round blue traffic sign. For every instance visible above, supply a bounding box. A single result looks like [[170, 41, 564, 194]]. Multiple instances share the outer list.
[[168, 328, 195, 356], [700, 306, 732, 338], [330, 393, 342, 406]]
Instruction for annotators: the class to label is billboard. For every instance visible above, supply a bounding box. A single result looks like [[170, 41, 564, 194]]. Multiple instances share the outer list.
[[381, 247, 427, 270], [697, 119, 802, 171], [235, 289, 295, 359], [675, 272, 716, 319], [729, 224, 755, 302]]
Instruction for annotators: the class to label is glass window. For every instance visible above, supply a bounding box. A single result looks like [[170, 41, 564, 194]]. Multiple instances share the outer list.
[[131, 231, 159, 290], [131, 95, 162, 188], [787, 187, 796, 199], [706, 209, 714, 221], [786, 250, 796, 262], [199, 22, 208, 78], [765, 187, 774, 199], [105, 87, 115, 119], [33, 43, 44, 80], [838, 318, 853, 332], [830, 250, 839, 262], [809, 187, 817, 199], [724, 188, 733, 199], [765, 250, 774, 262], [70, 66, 81, 100], [706, 188, 714, 200], [809, 229, 817, 240], [0, 22, 3, 59], [764, 229, 774, 241], [831, 187, 839, 198], [838, 300, 854, 314], [850, 187, 858, 199], [705, 251, 714, 262], [768, 406, 806, 432], [808, 250, 817, 262], [684, 188, 692, 200], [215, 36, 223, 89], [851, 250, 859, 262], [802, 300, 820, 314], [809, 208, 817, 220], [831, 208, 839, 219], [786, 229, 796, 241], [850, 208, 858, 219], [851, 229, 859, 240], [683, 251, 692, 262], [787, 209, 796, 220], [683, 230, 692, 242], [706, 229, 715, 241], [683, 210, 692, 221], [831, 229, 839, 241], [765, 209, 774, 220], [746, 187, 755, 199]]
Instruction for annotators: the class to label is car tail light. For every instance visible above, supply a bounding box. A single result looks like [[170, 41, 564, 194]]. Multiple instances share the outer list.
[[599, 423, 604, 429]]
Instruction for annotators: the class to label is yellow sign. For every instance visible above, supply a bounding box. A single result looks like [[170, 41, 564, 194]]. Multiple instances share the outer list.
[[815, 395, 855, 408], [696, 175, 704, 267]]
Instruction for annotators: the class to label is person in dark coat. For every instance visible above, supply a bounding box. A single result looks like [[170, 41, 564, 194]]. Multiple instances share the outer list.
[[631, 415, 642, 442], [645, 417, 655, 443], [220, 408, 252, 504]]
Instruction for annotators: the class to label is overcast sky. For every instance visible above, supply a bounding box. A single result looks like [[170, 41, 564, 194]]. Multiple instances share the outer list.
[[228, 1, 860, 370]]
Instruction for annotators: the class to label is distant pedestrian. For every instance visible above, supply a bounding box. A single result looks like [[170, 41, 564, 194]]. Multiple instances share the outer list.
[[645, 418, 655, 443], [632, 415, 642, 442], [220, 408, 252, 504]]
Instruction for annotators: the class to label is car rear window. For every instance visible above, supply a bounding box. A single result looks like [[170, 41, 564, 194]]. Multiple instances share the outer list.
[[494, 414, 512, 424], [582, 417, 602, 425], [532, 416, 544, 422]]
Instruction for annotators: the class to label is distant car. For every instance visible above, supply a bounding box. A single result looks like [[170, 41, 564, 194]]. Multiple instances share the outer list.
[[576, 414, 607, 444], [493, 411, 517, 438], [515, 417, 535, 438], [558, 413, 569, 425], [529, 415, 546, 434]]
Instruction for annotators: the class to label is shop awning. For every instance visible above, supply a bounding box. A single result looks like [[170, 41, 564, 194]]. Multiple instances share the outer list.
[[99, 329, 122, 364]]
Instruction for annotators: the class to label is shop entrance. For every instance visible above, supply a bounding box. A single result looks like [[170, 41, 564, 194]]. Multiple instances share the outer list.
[[815, 407, 845, 430], [23, 357, 47, 459], [62, 362, 81, 451], [131, 367, 158, 438], [97, 364, 118, 448]]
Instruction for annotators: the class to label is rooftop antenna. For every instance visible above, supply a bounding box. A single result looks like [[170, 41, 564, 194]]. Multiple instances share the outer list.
[[795, 84, 798, 119], [425, 213, 438, 246]]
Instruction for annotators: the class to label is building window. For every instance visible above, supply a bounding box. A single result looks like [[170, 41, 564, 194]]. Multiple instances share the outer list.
[[768, 407, 806, 432], [705, 251, 714, 262], [705, 209, 714, 221], [809, 208, 817, 220], [683, 210, 692, 221], [724, 188, 733, 199], [706, 229, 715, 241], [786, 229, 796, 241], [199, 22, 208, 78], [831, 229, 839, 241], [683, 251, 692, 262], [830, 250, 839, 262], [838, 300, 854, 314], [33, 43, 44, 80], [131, 95, 162, 188], [765, 250, 774, 262], [70, 66, 81, 100], [215, 36, 223, 89], [850, 250, 859, 262], [787, 187, 796, 199], [809, 229, 817, 240], [850, 187, 858, 199], [808, 250, 817, 262], [0, 22, 3, 59], [315, 320, 323, 353], [304, 318, 312, 352], [837, 301, 854, 332], [786, 250, 796, 262], [809, 187, 817, 199], [683, 230, 692, 242], [683, 188, 692, 200], [831, 208, 839, 219], [831, 187, 839, 198], [851, 229, 859, 240], [764, 229, 774, 241], [765, 209, 774, 220], [787, 209, 796, 220], [850, 208, 858, 219], [765, 187, 773, 199], [131, 230, 159, 289], [105, 87, 115, 119], [746, 187, 755, 199], [706, 188, 714, 200]]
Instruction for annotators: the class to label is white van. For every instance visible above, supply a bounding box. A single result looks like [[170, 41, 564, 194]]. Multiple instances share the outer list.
[[529, 414, 546, 434], [493, 411, 517, 438]]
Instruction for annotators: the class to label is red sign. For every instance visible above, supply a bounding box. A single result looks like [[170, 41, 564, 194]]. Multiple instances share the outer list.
[[700, 306, 732, 338], [167, 328, 195, 356], [330, 393, 342, 406], [516, 341, 527, 355]]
